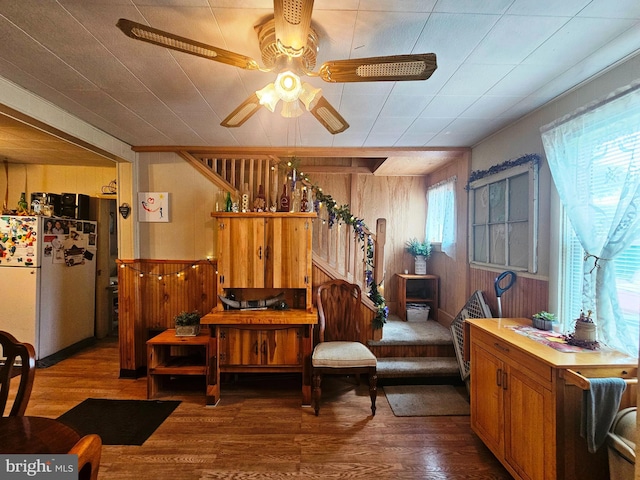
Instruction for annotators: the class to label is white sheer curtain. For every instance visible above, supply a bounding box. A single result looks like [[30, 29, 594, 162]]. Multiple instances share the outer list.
[[541, 80, 640, 356], [426, 176, 456, 257]]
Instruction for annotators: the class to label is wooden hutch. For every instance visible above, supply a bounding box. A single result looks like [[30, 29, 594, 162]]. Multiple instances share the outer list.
[[201, 212, 317, 406]]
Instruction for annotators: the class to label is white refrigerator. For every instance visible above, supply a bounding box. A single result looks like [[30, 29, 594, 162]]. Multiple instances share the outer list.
[[0, 215, 97, 359]]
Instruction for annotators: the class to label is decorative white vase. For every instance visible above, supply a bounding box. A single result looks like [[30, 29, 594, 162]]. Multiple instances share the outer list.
[[414, 255, 427, 275]]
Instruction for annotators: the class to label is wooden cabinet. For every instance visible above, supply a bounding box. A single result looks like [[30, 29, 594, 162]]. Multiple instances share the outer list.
[[467, 318, 637, 480], [395, 274, 438, 321], [201, 310, 317, 405], [219, 326, 302, 367], [205, 212, 317, 405], [213, 213, 314, 310], [471, 332, 554, 479]]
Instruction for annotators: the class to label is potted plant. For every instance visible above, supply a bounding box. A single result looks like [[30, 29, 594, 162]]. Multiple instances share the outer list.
[[532, 311, 557, 331], [573, 310, 597, 342], [405, 238, 432, 274], [174, 310, 201, 336]]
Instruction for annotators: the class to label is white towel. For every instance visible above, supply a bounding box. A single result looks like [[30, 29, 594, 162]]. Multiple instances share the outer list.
[[581, 377, 627, 453]]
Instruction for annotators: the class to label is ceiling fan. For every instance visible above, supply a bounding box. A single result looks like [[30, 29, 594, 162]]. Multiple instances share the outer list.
[[117, 0, 437, 135]]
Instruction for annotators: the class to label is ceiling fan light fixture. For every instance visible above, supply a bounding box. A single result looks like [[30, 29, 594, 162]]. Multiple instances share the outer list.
[[274, 71, 302, 102], [281, 100, 304, 118], [256, 83, 279, 112], [299, 82, 322, 111]]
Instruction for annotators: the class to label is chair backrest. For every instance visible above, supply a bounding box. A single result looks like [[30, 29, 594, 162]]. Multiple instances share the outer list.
[[0, 331, 36, 416], [316, 279, 362, 343], [68, 434, 102, 480]]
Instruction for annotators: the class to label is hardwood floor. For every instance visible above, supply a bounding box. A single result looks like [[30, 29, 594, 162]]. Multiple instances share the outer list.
[[26, 338, 511, 479]]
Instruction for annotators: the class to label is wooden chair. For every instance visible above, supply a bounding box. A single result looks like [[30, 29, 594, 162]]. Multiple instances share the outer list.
[[69, 433, 102, 480], [0, 330, 36, 416], [312, 280, 377, 416]]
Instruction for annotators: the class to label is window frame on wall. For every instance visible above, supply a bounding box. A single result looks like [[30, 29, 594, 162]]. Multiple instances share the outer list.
[[425, 176, 456, 255], [468, 160, 539, 273]]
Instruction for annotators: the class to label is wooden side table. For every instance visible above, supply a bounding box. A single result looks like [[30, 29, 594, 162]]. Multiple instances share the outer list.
[[146, 329, 216, 405], [395, 273, 439, 321]]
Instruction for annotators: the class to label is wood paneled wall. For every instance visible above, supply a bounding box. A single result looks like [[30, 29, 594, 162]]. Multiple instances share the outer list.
[[469, 268, 548, 319], [116, 259, 217, 376], [426, 152, 471, 326]]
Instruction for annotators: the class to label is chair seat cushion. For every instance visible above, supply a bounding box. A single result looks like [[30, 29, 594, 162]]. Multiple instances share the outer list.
[[312, 341, 377, 368]]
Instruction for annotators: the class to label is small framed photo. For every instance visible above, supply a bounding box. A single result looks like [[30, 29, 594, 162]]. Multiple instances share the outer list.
[[138, 192, 169, 222]]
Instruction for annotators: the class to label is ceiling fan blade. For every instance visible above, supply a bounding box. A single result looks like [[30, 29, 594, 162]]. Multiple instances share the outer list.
[[117, 19, 262, 71], [309, 96, 349, 134], [318, 53, 437, 82], [273, 0, 314, 57], [220, 94, 263, 128]]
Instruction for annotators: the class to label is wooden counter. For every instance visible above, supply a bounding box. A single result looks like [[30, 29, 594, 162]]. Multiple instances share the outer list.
[[201, 309, 317, 406], [466, 318, 637, 480]]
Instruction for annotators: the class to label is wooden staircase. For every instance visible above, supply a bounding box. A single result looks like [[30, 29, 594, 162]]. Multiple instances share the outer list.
[[182, 152, 458, 380], [368, 314, 459, 380]]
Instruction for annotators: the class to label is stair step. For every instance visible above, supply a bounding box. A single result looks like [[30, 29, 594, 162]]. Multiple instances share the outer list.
[[369, 315, 453, 347], [377, 357, 460, 378]]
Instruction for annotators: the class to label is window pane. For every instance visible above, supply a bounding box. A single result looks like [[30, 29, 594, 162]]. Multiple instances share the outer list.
[[489, 224, 506, 264], [508, 222, 529, 268], [474, 186, 488, 224], [509, 173, 529, 221], [474, 225, 487, 263], [489, 181, 506, 223]]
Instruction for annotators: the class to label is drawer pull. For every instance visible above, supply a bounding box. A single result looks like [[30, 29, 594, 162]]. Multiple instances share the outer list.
[[494, 342, 510, 353]]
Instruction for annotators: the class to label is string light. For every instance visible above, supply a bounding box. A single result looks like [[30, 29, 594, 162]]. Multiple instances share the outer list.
[[117, 259, 215, 279]]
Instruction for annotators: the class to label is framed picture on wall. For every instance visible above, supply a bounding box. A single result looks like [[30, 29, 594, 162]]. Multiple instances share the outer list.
[[138, 192, 169, 222]]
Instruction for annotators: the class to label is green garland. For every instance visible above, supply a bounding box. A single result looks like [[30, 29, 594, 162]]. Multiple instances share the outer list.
[[287, 160, 387, 329]]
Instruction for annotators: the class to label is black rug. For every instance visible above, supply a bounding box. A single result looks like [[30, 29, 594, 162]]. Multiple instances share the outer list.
[[57, 398, 180, 445]]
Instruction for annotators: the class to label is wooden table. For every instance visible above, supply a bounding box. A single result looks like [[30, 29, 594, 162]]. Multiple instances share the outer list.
[[201, 309, 318, 406], [0, 416, 81, 454], [147, 329, 215, 404]]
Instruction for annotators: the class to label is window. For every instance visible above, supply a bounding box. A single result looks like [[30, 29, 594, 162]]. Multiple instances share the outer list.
[[468, 159, 539, 273], [542, 80, 640, 357], [425, 176, 456, 256], [559, 215, 640, 355]]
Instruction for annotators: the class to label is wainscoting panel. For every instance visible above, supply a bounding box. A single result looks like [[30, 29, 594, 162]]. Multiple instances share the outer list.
[[117, 259, 217, 376], [469, 268, 548, 319]]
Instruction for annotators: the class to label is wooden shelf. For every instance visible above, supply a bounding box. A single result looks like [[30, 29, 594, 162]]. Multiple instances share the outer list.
[[395, 273, 439, 321], [146, 329, 214, 404]]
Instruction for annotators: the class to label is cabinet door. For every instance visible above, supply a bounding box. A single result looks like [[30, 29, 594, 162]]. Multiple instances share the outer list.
[[219, 327, 261, 365], [265, 217, 310, 288], [218, 217, 265, 288], [504, 366, 555, 480], [470, 342, 505, 456], [263, 328, 302, 365]]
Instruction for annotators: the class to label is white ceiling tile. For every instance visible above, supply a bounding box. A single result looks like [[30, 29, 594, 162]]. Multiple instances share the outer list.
[[578, 0, 640, 19], [414, 13, 501, 63], [434, 0, 512, 14], [350, 11, 430, 58], [380, 95, 434, 117], [506, 0, 590, 16], [439, 64, 515, 95], [469, 15, 570, 64], [420, 95, 480, 117], [523, 17, 637, 66]]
